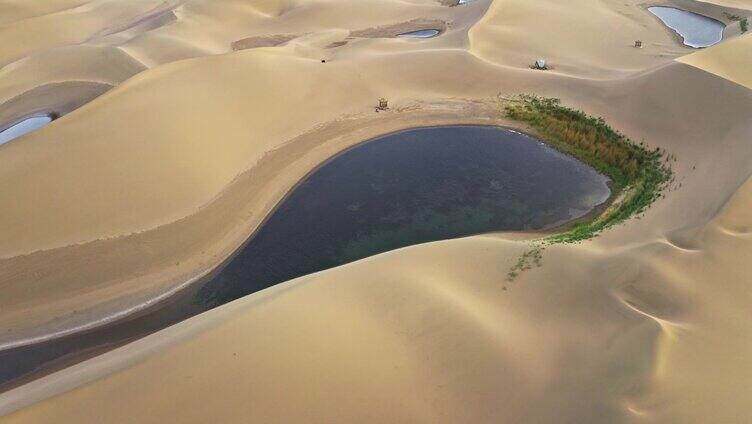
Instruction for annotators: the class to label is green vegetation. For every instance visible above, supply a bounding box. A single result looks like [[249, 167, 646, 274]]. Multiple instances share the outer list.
[[499, 95, 673, 281], [725, 13, 749, 33], [506, 245, 543, 282]]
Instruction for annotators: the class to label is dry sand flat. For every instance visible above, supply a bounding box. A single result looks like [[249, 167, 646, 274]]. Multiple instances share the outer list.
[[0, 0, 752, 422]]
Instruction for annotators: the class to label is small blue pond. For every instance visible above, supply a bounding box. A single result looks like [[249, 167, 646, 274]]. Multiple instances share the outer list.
[[397, 29, 441, 38], [0, 116, 52, 146], [649, 6, 725, 48]]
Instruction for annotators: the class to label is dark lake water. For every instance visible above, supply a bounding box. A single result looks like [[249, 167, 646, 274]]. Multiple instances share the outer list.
[[649, 6, 724, 48], [197, 125, 610, 306], [0, 125, 610, 390]]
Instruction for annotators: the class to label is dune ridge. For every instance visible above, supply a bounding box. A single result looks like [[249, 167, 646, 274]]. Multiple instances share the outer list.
[[0, 0, 751, 422]]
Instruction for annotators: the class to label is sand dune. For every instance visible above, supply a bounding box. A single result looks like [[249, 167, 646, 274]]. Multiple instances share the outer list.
[[0, 0, 751, 422], [679, 33, 752, 88], [0, 1, 89, 25]]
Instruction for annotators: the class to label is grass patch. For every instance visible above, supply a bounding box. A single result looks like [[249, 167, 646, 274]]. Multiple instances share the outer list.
[[506, 244, 544, 282], [729, 13, 750, 33], [499, 94, 673, 281]]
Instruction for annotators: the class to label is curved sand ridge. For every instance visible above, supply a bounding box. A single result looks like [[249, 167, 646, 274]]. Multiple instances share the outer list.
[[1, 0, 752, 422], [0, 0, 491, 348], [679, 32, 752, 89]]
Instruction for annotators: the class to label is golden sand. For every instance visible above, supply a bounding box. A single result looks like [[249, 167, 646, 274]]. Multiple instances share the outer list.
[[0, 0, 751, 422]]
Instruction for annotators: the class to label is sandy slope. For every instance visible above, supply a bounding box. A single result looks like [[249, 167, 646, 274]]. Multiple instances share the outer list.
[[470, 0, 690, 77], [679, 33, 752, 89], [0, 0, 487, 350], [0, 0, 751, 422]]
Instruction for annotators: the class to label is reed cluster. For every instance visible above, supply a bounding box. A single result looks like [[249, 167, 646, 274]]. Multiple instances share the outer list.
[[499, 95, 673, 281]]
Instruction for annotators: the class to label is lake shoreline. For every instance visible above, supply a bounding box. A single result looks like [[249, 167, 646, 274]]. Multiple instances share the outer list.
[[0, 110, 617, 392]]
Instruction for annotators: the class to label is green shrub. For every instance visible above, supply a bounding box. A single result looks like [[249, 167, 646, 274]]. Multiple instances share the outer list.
[[499, 95, 673, 281]]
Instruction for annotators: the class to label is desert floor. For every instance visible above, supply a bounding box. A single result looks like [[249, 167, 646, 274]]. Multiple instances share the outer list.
[[0, 0, 751, 422]]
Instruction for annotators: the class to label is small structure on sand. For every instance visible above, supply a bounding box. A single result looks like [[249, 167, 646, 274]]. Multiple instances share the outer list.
[[531, 58, 548, 70], [634, 40, 643, 48], [376, 98, 389, 112]]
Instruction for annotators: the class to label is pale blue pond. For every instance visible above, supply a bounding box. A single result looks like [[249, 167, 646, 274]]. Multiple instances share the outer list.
[[397, 29, 440, 38], [649, 6, 725, 48], [0, 116, 52, 145]]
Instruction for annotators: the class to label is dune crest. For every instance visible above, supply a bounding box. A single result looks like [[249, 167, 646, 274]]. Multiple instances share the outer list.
[[0, 0, 751, 422]]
